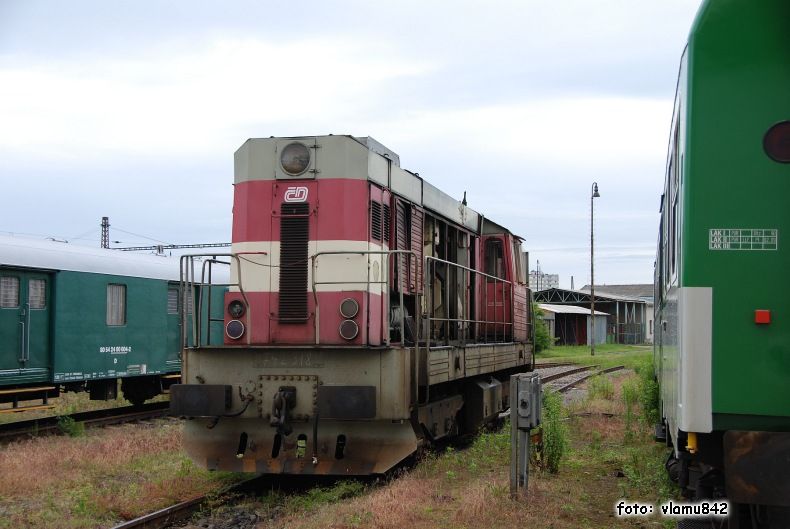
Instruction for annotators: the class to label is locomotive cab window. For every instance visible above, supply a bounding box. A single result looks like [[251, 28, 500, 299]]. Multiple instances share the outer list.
[[0, 276, 19, 308], [485, 239, 505, 280], [513, 240, 525, 284], [106, 284, 127, 326]]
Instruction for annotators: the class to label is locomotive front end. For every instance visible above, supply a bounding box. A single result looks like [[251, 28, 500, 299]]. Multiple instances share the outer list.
[[173, 136, 419, 474]]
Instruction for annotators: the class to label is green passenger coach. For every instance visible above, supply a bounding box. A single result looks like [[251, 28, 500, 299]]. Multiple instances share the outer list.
[[0, 235, 226, 408], [655, 0, 790, 526]]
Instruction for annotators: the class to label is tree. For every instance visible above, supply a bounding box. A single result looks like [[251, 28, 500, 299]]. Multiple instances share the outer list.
[[533, 303, 554, 352]]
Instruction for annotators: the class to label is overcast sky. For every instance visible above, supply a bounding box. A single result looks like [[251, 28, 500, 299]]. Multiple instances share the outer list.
[[0, 0, 703, 288]]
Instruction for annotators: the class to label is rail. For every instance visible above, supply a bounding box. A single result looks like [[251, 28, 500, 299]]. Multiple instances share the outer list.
[[179, 254, 245, 349], [310, 249, 417, 346], [0, 401, 170, 443]]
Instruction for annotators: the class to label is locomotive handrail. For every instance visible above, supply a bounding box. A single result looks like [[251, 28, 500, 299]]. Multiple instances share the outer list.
[[310, 249, 417, 347], [179, 253, 249, 350], [424, 255, 516, 346], [421, 256, 530, 405]]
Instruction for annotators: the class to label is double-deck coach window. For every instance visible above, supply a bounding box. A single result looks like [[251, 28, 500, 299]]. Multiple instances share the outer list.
[[0, 276, 19, 308], [106, 284, 127, 326]]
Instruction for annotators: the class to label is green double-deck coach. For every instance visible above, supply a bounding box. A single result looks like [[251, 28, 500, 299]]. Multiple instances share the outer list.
[[0, 235, 225, 408], [655, 0, 790, 526]]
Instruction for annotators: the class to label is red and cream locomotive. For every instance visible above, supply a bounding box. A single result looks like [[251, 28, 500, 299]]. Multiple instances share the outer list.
[[173, 135, 534, 475]]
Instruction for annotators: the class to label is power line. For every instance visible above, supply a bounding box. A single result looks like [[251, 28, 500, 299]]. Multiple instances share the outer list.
[[111, 227, 171, 245], [115, 242, 230, 252]]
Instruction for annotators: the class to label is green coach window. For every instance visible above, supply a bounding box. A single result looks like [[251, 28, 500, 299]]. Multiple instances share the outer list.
[[28, 279, 46, 309], [107, 284, 126, 326], [167, 288, 179, 314], [0, 276, 19, 308]]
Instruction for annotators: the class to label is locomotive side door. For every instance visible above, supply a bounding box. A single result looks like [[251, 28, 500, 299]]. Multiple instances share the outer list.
[[482, 236, 508, 340], [0, 270, 52, 384]]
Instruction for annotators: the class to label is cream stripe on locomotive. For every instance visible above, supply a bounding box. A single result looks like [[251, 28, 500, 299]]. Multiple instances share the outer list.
[[230, 240, 387, 294]]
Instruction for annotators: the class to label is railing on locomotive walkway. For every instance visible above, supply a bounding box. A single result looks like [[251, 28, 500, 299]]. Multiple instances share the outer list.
[[309, 249, 419, 347], [179, 254, 245, 348], [423, 255, 531, 347]]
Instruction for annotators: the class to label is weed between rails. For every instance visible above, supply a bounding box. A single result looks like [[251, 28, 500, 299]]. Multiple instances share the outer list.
[[56, 414, 85, 437], [587, 374, 615, 401]]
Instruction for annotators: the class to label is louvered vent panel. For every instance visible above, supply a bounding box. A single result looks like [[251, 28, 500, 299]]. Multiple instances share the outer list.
[[370, 201, 382, 241], [279, 203, 310, 322], [395, 201, 409, 292], [410, 208, 423, 292], [383, 204, 391, 245]]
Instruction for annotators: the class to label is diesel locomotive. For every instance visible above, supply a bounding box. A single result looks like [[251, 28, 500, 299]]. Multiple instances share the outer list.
[[654, 0, 790, 526], [0, 235, 225, 408], [172, 135, 534, 475]]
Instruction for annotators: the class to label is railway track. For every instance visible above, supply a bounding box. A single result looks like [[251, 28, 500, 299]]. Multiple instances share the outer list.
[[554, 365, 625, 393], [110, 364, 628, 529], [110, 476, 267, 529], [0, 401, 171, 443], [109, 476, 260, 529], [534, 363, 626, 393], [109, 474, 348, 529]]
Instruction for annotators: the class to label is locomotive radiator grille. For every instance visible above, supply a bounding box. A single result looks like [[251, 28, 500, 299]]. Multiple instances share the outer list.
[[278, 202, 310, 322], [370, 200, 383, 241]]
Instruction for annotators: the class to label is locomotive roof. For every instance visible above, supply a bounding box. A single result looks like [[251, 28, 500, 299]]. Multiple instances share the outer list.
[[236, 135, 523, 239], [0, 235, 188, 281]]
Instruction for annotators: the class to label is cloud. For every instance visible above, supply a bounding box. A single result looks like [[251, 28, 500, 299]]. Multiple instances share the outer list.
[[0, 36, 431, 161]]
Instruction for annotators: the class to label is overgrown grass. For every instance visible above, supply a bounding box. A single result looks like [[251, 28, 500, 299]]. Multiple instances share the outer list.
[[636, 358, 661, 426], [268, 370, 676, 529], [587, 374, 615, 401], [536, 343, 652, 370], [0, 422, 243, 529], [285, 481, 366, 512]]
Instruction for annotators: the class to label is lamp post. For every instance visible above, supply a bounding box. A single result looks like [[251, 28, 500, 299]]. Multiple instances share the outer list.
[[590, 182, 600, 356]]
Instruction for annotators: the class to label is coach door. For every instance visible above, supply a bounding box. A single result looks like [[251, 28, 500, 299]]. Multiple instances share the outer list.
[[165, 284, 182, 368], [0, 270, 51, 383]]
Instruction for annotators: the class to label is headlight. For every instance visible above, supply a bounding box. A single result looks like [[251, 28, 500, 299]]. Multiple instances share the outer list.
[[226, 319, 245, 340], [228, 300, 245, 318], [339, 298, 359, 319], [280, 142, 311, 175], [339, 320, 359, 340]]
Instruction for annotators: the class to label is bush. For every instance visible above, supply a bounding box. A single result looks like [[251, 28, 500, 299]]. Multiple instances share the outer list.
[[636, 359, 660, 425], [537, 389, 568, 473], [532, 303, 555, 353], [57, 415, 85, 437]]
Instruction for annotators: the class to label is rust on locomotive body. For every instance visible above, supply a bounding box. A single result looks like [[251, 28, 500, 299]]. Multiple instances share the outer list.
[[172, 135, 534, 475]]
